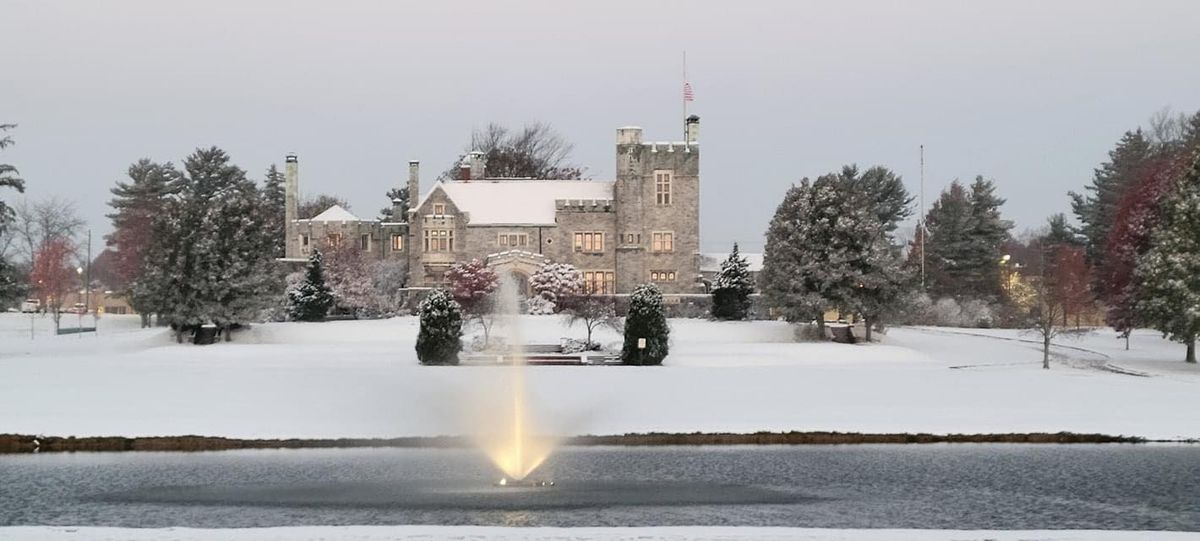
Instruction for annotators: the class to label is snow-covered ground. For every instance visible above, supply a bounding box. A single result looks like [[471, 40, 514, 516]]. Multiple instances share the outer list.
[[2, 526, 1198, 541], [1, 313, 1198, 440]]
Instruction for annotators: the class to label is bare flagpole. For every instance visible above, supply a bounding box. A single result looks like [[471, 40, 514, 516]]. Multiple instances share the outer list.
[[920, 144, 926, 290], [683, 50, 688, 134]]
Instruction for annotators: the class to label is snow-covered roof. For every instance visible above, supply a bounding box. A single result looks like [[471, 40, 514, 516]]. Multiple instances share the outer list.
[[309, 204, 364, 222], [700, 252, 764, 273], [430, 180, 615, 225]]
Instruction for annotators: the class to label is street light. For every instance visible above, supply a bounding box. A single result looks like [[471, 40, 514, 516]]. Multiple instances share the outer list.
[[75, 267, 84, 337]]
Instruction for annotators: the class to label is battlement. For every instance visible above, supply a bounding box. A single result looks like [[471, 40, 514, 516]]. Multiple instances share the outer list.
[[645, 141, 696, 153], [556, 198, 615, 212]]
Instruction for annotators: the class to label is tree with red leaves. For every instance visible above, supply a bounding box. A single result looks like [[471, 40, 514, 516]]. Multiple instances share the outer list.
[[30, 237, 77, 332], [1099, 156, 1179, 347], [1048, 245, 1091, 327], [444, 259, 499, 345]]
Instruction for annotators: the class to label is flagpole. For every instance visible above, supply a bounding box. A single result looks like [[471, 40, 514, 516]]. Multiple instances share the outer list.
[[919, 144, 926, 290], [682, 50, 688, 133]]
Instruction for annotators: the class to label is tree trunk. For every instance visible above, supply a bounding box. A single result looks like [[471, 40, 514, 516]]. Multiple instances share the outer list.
[[140, 313, 151, 328], [1187, 339, 1196, 364], [224, 324, 232, 342], [1043, 333, 1051, 370], [175, 329, 183, 344], [1125, 332, 1130, 351], [864, 315, 873, 343], [816, 313, 826, 340]]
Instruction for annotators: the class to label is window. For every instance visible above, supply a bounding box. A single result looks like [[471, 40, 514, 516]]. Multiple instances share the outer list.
[[499, 233, 528, 248], [582, 271, 616, 294], [651, 232, 674, 252], [433, 203, 446, 215], [625, 233, 641, 245], [326, 234, 342, 248], [650, 270, 677, 282], [573, 231, 605, 253], [360, 234, 370, 251], [655, 170, 672, 205], [424, 229, 454, 252], [391, 234, 404, 251]]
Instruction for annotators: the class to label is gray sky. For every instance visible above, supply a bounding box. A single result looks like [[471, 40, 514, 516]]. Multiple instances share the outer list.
[[4, 0, 1199, 253]]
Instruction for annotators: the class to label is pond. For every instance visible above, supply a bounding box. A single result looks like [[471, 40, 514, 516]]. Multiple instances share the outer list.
[[2, 444, 1198, 530]]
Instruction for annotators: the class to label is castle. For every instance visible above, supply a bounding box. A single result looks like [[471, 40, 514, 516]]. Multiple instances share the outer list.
[[283, 117, 701, 296]]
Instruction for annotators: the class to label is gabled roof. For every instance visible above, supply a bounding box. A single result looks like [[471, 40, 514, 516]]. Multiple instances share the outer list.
[[426, 179, 615, 225], [309, 204, 364, 222]]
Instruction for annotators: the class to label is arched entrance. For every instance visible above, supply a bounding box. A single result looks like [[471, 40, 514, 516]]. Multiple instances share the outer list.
[[485, 250, 549, 298]]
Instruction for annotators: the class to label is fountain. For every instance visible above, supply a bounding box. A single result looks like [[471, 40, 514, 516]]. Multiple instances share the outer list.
[[473, 273, 558, 484]]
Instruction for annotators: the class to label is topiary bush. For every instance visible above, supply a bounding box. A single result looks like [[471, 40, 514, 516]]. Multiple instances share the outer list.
[[621, 284, 670, 365], [416, 289, 463, 365]]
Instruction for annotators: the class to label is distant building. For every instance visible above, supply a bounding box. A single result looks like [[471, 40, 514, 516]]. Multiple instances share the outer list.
[[283, 118, 703, 295]]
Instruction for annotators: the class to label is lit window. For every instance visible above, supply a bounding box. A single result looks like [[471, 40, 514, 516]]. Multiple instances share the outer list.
[[326, 234, 342, 248], [498, 233, 528, 247], [655, 170, 672, 205], [573, 231, 604, 253], [391, 234, 404, 251], [651, 232, 674, 252], [433, 204, 446, 215], [652, 270, 676, 282], [582, 270, 616, 294], [424, 229, 454, 252]]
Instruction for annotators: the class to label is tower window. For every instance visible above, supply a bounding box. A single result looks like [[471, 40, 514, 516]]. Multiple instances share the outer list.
[[391, 234, 404, 251], [573, 231, 605, 253], [655, 170, 673, 205], [651, 232, 674, 252]]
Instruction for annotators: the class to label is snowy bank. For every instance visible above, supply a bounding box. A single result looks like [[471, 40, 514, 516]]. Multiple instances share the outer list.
[[2, 526, 1197, 541], [1, 314, 1198, 440]]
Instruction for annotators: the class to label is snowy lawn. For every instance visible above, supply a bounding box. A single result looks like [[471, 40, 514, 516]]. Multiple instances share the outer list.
[[1, 526, 1197, 541], [1, 314, 1198, 440]]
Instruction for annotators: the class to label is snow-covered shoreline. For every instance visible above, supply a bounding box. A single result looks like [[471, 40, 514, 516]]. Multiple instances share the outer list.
[[2, 314, 1198, 441], [2, 526, 1197, 540]]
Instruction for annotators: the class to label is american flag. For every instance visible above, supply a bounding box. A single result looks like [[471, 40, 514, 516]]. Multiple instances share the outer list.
[[683, 82, 695, 102]]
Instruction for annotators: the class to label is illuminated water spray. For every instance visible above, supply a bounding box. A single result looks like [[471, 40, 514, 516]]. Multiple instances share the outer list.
[[476, 273, 556, 481]]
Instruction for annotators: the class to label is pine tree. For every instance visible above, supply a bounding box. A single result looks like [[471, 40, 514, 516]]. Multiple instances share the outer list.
[[1069, 130, 1153, 274], [761, 180, 833, 330], [378, 187, 409, 221], [967, 176, 1012, 300], [416, 289, 463, 365], [711, 243, 754, 320], [622, 284, 669, 365], [1043, 213, 1079, 246], [142, 147, 276, 341], [287, 250, 334, 321], [839, 165, 913, 232], [923, 182, 976, 298], [1134, 153, 1200, 363], [0, 124, 25, 306], [262, 164, 287, 258], [107, 159, 179, 326]]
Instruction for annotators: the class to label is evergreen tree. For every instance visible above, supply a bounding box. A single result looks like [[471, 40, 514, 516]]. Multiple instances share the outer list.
[[142, 147, 276, 341], [1043, 213, 1079, 246], [107, 159, 179, 326], [711, 243, 754, 320], [621, 284, 669, 365], [839, 165, 913, 232], [1069, 130, 1153, 273], [0, 124, 25, 232], [1134, 153, 1200, 363], [262, 164, 287, 258], [761, 180, 834, 331], [967, 176, 1012, 300], [378, 187, 409, 221], [922, 182, 976, 298], [416, 289, 463, 365], [287, 250, 334, 321]]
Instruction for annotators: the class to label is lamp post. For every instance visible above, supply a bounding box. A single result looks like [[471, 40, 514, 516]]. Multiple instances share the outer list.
[[76, 266, 84, 337]]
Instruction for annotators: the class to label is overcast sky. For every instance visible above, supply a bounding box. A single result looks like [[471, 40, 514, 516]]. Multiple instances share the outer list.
[[4, 0, 1199, 253]]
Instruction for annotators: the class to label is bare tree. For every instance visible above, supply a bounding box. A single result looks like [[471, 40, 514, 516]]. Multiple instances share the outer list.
[[565, 293, 620, 348], [10, 196, 85, 263], [299, 194, 351, 219], [1028, 245, 1087, 369], [441, 122, 585, 180]]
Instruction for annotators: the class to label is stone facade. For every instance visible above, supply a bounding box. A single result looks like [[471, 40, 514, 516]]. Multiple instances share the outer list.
[[283, 119, 702, 295]]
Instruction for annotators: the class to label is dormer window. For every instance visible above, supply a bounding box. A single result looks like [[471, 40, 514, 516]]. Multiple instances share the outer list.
[[433, 203, 446, 215]]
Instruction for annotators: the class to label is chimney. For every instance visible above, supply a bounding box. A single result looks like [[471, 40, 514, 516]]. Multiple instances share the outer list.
[[685, 115, 700, 144], [459, 161, 472, 181], [285, 153, 299, 223], [469, 151, 486, 180], [285, 154, 299, 255], [406, 160, 420, 215]]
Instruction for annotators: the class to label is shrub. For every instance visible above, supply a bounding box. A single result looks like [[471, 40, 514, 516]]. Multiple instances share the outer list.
[[286, 251, 334, 321], [415, 289, 463, 365], [793, 323, 826, 342], [621, 284, 670, 365]]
